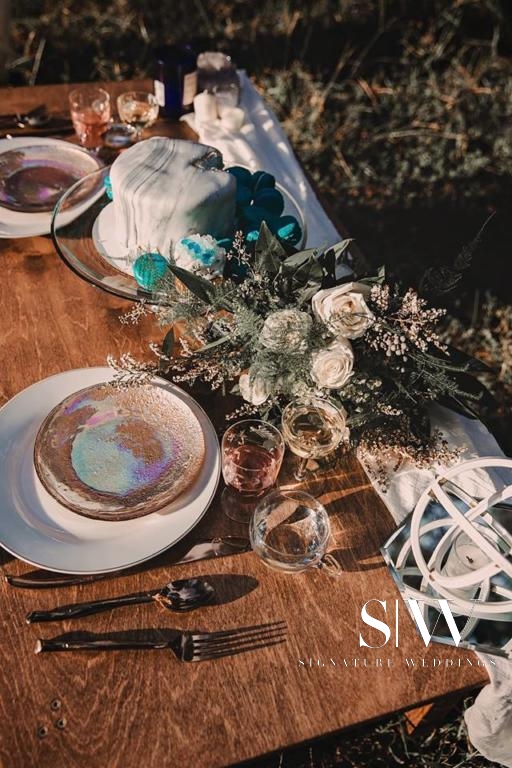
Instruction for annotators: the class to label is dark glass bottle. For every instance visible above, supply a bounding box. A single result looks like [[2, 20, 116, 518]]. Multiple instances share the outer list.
[[153, 45, 197, 119]]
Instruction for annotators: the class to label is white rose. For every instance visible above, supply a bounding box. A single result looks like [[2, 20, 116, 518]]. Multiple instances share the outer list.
[[259, 309, 312, 353], [310, 339, 354, 389], [239, 370, 271, 406], [311, 282, 374, 339]]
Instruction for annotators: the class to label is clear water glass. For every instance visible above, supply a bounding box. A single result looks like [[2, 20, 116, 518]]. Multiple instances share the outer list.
[[250, 489, 331, 573]]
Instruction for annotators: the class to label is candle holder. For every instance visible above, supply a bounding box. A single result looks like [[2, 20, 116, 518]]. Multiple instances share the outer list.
[[381, 457, 512, 659]]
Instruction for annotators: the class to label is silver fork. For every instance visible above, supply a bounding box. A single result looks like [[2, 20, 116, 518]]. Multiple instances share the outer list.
[[35, 621, 287, 662]]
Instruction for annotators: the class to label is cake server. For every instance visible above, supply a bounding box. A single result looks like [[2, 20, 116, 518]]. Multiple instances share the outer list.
[[5, 536, 251, 589]]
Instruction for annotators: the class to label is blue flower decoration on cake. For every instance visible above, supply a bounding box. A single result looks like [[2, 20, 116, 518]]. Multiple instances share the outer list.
[[175, 234, 226, 276]]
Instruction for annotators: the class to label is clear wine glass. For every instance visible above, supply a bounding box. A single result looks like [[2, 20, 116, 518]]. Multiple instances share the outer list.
[[250, 489, 331, 573], [281, 398, 346, 481], [117, 91, 159, 141], [221, 419, 285, 524]]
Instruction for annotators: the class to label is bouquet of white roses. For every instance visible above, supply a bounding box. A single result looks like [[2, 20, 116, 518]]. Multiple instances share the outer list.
[[115, 224, 491, 462]]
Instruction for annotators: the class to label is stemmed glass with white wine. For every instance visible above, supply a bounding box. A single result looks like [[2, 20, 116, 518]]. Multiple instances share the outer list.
[[117, 91, 159, 141], [281, 397, 347, 481]]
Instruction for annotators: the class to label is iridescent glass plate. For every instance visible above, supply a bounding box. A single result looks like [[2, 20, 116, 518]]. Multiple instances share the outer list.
[[34, 382, 205, 521], [0, 368, 220, 573], [0, 143, 101, 213]]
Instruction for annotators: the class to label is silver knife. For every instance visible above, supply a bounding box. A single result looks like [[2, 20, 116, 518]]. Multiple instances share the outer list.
[[5, 536, 251, 589]]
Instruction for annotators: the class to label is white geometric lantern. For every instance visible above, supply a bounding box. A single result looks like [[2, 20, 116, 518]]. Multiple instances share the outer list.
[[381, 457, 512, 658]]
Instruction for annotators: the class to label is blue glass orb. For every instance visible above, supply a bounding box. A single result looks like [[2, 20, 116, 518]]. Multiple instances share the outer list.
[[253, 188, 284, 216], [275, 215, 302, 245], [227, 166, 253, 187], [133, 252, 168, 290], [252, 170, 275, 193]]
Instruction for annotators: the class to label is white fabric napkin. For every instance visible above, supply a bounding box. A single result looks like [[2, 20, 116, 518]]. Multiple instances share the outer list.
[[185, 70, 511, 767]]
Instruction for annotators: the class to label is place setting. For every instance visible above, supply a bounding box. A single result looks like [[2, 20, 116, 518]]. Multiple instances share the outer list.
[[0, 83, 162, 239]]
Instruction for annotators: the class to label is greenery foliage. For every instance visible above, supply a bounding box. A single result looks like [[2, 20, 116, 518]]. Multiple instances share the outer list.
[[117, 224, 492, 464]]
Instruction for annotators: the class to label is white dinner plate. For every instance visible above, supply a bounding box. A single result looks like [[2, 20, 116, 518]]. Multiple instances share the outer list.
[[0, 138, 102, 239], [0, 368, 220, 573]]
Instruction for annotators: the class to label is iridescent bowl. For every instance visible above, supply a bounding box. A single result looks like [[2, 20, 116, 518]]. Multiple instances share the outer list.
[[52, 166, 307, 305], [0, 143, 102, 213]]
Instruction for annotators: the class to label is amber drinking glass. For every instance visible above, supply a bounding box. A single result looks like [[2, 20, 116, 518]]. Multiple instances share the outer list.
[[69, 87, 111, 151]]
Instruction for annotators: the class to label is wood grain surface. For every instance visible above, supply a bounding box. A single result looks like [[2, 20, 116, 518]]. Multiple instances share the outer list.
[[0, 82, 488, 768]]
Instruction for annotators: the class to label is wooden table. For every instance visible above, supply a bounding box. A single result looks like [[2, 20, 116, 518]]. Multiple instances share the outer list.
[[0, 81, 488, 768]]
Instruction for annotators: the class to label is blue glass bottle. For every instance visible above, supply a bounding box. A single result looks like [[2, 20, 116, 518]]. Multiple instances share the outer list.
[[153, 45, 197, 119]]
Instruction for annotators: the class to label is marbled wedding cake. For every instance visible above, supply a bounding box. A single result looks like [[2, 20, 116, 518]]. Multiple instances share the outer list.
[[110, 137, 236, 258]]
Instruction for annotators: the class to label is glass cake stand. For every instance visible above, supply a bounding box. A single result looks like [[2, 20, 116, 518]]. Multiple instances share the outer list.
[[52, 166, 308, 305]]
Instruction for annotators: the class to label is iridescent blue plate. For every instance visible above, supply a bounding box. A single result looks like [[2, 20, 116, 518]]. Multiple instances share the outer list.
[[34, 382, 206, 521], [0, 143, 101, 213]]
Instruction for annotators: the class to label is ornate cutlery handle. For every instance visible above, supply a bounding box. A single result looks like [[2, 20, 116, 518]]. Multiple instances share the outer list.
[[26, 591, 157, 624], [35, 637, 171, 653]]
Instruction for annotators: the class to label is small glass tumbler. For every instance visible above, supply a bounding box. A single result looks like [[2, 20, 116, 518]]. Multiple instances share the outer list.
[[69, 87, 111, 151], [250, 489, 331, 573], [282, 397, 347, 482], [221, 420, 285, 523]]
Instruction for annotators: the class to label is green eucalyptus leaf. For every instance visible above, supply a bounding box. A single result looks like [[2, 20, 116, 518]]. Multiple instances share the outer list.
[[160, 328, 175, 371], [162, 328, 174, 356], [444, 345, 493, 373], [196, 335, 231, 353], [359, 265, 386, 286], [166, 264, 217, 305], [319, 249, 336, 282], [329, 239, 353, 261], [255, 222, 285, 274], [296, 284, 320, 306], [282, 248, 318, 268]]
